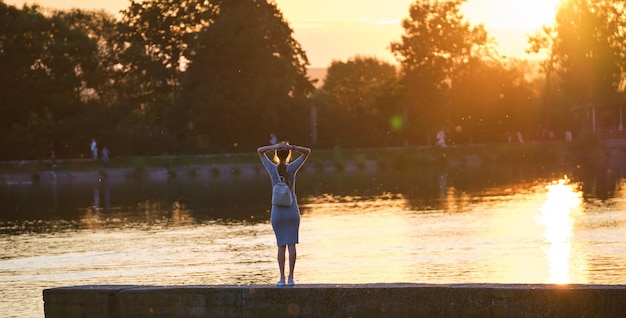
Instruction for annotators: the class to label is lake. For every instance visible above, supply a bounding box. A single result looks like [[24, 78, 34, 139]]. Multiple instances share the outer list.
[[1, 161, 626, 317]]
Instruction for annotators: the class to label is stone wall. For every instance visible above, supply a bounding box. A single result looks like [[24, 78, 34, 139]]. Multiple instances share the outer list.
[[43, 284, 626, 318]]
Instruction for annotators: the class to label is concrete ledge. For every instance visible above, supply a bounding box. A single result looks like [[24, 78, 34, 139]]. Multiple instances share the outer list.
[[43, 284, 626, 318]]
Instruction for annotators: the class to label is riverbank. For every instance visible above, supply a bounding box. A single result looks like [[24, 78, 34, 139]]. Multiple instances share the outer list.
[[2, 140, 624, 185]]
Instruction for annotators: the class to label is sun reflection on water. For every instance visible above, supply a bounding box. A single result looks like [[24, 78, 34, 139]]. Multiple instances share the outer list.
[[536, 177, 583, 284]]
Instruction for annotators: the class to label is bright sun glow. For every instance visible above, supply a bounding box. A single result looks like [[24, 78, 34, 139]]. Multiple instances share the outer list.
[[536, 177, 582, 284], [461, 0, 561, 58], [462, 0, 560, 30]]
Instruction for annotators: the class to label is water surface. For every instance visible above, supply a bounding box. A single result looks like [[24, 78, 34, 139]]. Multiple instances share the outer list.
[[2, 163, 626, 317]]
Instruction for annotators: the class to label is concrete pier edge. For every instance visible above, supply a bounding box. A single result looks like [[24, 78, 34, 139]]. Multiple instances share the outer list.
[[43, 283, 626, 317]]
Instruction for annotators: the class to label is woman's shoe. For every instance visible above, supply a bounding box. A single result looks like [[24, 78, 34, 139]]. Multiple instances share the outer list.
[[276, 280, 286, 287], [287, 278, 295, 286]]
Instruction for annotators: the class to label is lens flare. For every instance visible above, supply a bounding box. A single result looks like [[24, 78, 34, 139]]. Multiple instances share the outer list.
[[389, 115, 404, 131]]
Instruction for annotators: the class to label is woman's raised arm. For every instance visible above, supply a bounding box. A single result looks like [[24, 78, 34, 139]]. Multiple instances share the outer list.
[[258, 142, 287, 158], [291, 144, 311, 160]]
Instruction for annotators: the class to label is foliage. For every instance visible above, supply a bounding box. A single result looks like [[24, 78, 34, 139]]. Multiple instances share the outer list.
[[529, 0, 626, 135], [180, 0, 314, 152], [390, 0, 491, 145], [0, 1, 314, 159], [115, 0, 218, 139], [448, 58, 543, 143], [0, 4, 101, 158], [1, 0, 626, 160], [314, 56, 403, 148]]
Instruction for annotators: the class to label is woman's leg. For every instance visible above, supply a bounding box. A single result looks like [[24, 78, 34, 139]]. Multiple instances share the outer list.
[[287, 244, 296, 284], [277, 245, 287, 283]]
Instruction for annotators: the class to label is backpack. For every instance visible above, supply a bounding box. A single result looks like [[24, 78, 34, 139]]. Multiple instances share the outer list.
[[272, 176, 293, 207]]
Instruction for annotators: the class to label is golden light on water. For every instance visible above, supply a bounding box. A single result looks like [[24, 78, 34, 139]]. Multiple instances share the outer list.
[[299, 179, 591, 285], [7, 171, 626, 317], [536, 177, 583, 284]]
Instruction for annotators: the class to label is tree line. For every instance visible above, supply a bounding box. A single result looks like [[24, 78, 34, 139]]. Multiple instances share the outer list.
[[0, 0, 624, 160]]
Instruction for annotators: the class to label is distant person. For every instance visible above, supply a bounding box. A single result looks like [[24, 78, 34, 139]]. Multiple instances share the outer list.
[[102, 146, 110, 165], [269, 133, 278, 145], [90, 139, 97, 160], [257, 141, 311, 286], [436, 130, 446, 147], [565, 131, 572, 142]]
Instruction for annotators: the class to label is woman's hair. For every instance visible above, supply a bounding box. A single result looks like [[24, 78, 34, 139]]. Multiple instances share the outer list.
[[276, 148, 292, 187]]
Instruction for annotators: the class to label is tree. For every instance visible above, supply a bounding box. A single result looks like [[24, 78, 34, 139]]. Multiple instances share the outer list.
[[0, 4, 103, 159], [52, 9, 121, 104], [315, 56, 402, 148], [115, 0, 218, 152], [181, 0, 314, 152], [390, 0, 491, 145], [529, 0, 626, 136]]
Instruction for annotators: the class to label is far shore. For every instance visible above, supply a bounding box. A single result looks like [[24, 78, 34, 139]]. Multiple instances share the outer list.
[[2, 140, 625, 185]]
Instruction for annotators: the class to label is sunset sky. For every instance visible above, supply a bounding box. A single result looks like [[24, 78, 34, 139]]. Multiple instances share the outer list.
[[4, 0, 560, 67]]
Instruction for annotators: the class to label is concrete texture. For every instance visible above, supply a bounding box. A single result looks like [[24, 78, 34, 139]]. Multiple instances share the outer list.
[[43, 284, 626, 318]]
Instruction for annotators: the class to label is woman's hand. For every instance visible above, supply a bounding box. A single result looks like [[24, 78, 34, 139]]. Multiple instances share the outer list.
[[276, 141, 290, 150], [259, 141, 302, 158]]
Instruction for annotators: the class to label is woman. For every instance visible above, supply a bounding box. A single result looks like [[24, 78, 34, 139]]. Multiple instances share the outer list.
[[257, 141, 311, 286]]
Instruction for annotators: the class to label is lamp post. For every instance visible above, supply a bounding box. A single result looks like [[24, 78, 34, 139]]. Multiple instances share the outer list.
[[592, 105, 596, 133], [619, 104, 623, 134]]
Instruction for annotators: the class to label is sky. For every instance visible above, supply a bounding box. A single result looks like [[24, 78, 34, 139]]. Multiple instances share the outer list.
[[4, 0, 560, 67]]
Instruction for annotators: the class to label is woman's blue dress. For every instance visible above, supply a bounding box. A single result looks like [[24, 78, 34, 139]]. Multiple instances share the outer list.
[[261, 155, 306, 246]]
